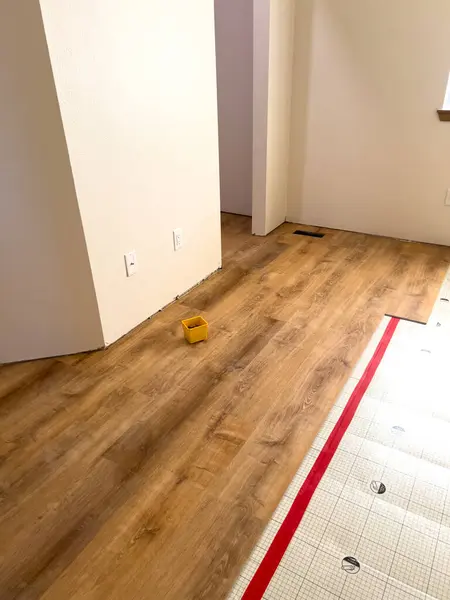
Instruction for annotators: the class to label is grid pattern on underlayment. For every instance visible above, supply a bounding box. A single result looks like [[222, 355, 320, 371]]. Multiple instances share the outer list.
[[227, 269, 450, 600]]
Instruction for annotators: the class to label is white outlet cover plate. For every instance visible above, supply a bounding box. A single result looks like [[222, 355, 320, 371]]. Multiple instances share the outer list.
[[173, 228, 183, 251], [124, 251, 137, 277]]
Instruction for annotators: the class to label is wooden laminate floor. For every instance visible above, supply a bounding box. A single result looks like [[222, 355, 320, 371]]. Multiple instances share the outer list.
[[1, 214, 449, 600]]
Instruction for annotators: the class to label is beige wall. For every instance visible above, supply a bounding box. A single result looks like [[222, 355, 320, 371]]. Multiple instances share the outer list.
[[215, 0, 253, 216], [253, 0, 295, 235], [40, 0, 222, 345], [288, 0, 450, 246], [0, 0, 104, 363]]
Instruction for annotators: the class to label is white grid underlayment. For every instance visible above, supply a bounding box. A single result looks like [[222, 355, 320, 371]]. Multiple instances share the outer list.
[[228, 269, 450, 600]]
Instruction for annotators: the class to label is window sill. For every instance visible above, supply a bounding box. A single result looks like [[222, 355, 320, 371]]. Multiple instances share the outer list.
[[437, 109, 450, 121]]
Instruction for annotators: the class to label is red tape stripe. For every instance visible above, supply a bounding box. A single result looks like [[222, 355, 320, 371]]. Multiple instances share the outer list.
[[242, 317, 400, 600]]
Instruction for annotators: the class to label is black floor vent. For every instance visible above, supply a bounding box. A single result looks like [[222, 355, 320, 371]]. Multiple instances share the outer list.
[[293, 230, 324, 238]]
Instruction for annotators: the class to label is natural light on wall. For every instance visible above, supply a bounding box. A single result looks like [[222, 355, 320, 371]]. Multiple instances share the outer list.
[[443, 72, 450, 108]]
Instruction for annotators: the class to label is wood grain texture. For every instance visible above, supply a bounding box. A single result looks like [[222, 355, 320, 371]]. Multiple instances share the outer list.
[[0, 214, 449, 600]]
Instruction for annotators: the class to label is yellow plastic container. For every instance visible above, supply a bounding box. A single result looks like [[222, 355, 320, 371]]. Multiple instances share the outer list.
[[182, 316, 208, 344]]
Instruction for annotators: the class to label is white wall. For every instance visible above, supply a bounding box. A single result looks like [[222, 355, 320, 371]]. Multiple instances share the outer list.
[[265, 0, 296, 234], [215, 0, 253, 217], [40, 0, 222, 345], [253, 0, 295, 235], [252, 0, 271, 235], [288, 0, 450, 246], [0, 0, 104, 363]]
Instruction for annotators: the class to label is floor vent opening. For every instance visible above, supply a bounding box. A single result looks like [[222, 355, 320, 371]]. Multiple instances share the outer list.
[[293, 230, 324, 238]]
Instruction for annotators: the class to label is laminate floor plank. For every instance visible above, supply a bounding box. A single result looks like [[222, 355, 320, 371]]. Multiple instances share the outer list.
[[0, 214, 449, 600]]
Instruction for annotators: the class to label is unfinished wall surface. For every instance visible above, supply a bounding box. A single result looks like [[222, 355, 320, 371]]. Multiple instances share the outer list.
[[288, 0, 450, 246], [40, 0, 222, 345], [215, 0, 253, 216], [253, 0, 296, 235], [0, 0, 104, 363]]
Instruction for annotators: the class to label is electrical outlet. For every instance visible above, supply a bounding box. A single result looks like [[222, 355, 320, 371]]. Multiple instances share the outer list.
[[445, 189, 450, 206], [124, 251, 137, 277], [173, 228, 183, 251]]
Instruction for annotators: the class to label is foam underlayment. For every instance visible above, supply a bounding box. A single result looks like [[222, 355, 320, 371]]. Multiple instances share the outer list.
[[228, 269, 450, 600]]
